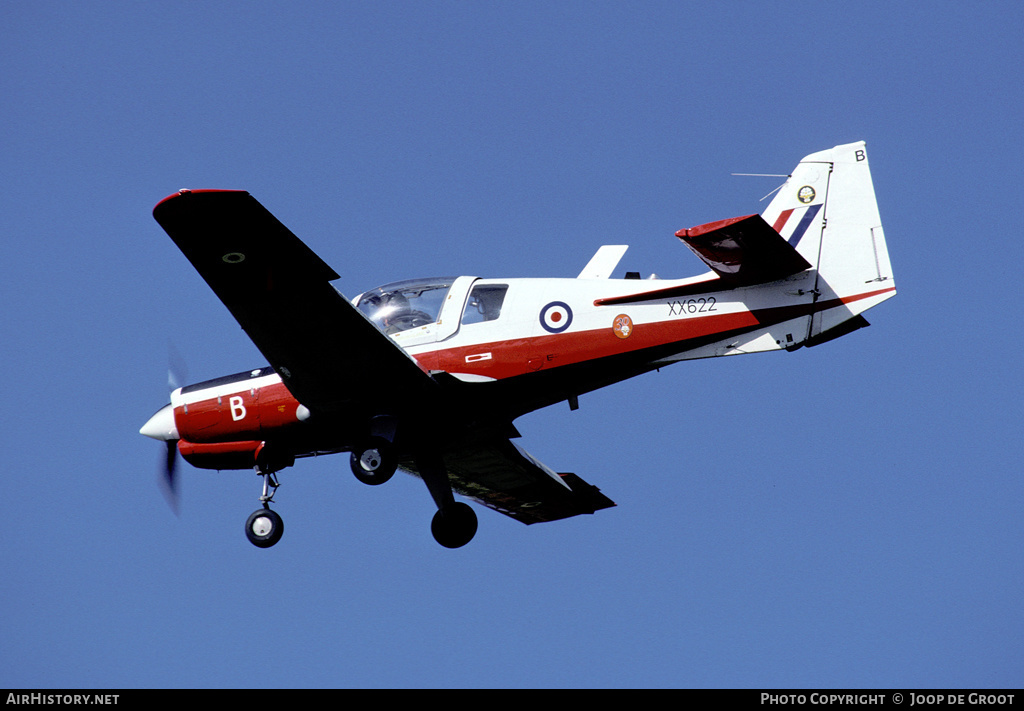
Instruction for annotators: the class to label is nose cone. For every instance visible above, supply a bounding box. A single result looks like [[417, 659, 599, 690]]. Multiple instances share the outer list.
[[140, 403, 179, 441]]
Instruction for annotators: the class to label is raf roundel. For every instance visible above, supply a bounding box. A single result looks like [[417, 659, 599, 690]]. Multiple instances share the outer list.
[[539, 301, 573, 333]]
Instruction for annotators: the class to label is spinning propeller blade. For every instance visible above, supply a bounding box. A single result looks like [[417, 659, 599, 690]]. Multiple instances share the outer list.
[[142, 348, 187, 514], [160, 439, 180, 515], [168, 341, 188, 391]]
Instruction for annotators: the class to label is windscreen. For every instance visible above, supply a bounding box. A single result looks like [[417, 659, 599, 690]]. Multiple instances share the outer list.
[[355, 278, 455, 335]]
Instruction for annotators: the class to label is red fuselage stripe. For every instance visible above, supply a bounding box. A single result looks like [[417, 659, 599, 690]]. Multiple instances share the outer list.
[[425, 286, 895, 381], [172, 286, 894, 444]]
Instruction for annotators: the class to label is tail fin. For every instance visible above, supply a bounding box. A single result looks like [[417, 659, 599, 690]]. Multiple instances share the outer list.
[[762, 141, 896, 340]]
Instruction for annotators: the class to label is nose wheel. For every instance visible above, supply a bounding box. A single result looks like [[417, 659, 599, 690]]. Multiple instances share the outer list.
[[245, 505, 284, 548]]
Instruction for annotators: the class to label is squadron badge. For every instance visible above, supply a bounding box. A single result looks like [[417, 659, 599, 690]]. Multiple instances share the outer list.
[[612, 314, 633, 339]]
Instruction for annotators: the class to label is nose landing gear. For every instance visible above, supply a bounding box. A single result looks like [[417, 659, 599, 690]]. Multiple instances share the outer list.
[[245, 454, 286, 549]]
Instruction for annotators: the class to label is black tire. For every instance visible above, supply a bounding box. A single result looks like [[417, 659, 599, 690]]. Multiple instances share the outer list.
[[430, 502, 478, 549], [350, 439, 397, 486], [245, 507, 284, 548]]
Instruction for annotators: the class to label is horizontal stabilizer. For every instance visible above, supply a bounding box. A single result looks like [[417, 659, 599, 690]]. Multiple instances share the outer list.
[[676, 214, 811, 286], [803, 314, 870, 349]]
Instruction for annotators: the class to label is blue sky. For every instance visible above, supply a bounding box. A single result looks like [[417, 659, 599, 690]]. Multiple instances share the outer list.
[[2, 1, 1021, 689]]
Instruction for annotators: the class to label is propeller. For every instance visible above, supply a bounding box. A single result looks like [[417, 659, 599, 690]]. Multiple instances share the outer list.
[[141, 345, 187, 514], [160, 438, 180, 515]]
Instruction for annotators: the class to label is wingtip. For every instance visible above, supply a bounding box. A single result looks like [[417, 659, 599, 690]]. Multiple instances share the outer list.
[[153, 189, 250, 215], [676, 214, 760, 239]]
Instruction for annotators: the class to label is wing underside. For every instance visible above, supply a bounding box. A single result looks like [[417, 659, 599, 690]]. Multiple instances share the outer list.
[[401, 439, 615, 525]]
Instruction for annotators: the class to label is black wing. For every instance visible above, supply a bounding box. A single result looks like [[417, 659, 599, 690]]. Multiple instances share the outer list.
[[153, 189, 437, 414], [401, 438, 615, 524]]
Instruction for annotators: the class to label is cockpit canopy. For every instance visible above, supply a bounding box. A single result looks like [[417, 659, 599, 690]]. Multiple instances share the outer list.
[[355, 277, 456, 335]]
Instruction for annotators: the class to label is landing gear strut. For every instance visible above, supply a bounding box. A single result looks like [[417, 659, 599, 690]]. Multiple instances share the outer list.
[[417, 452, 478, 548], [244, 451, 287, 549]]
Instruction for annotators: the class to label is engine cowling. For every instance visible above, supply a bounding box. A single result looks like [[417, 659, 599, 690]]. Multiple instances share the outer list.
[[173, 373, 309, 444], [177, 440, 261, 470]]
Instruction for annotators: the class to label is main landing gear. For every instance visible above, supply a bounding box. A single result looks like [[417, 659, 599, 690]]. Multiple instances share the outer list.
[[349, 437, 397, 486], [430, 501, 478, 549], [350, 439, 478, 548], [418, 453, 478, 548]]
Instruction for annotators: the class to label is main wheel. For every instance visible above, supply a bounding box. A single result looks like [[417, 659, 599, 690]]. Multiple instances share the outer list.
[[245, 507, 284, 548], [430, 502, 478, 549], [350, 439, 397, 486]]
